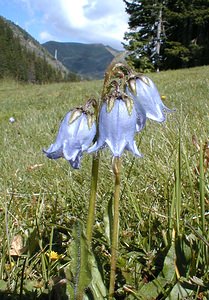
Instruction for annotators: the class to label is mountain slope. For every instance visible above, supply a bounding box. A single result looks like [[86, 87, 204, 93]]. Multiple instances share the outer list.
[[3, 17, 70, 76], [42, 41, 121, 79], [0, 16, 80, 82]]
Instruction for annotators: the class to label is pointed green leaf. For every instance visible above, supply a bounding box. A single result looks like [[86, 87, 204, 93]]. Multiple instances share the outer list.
[[165, 282, 192, 299], [106, 96, 115, 113], [138, 75, 150, 87], [135, 241, 176, 299], [65, 221, 92, 299], [69, 109, 82, 124], [128, 78, 137, 96], [65, 221, 107, 299], [87, 113, 96, 129], [103, 196, 113, 246], [0, 280, 7, 291], [124, 97, 134, 116], [88, 251, 107, 299]]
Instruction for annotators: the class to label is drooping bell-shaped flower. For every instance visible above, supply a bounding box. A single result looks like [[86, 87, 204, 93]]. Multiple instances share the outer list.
[[43, 108, 96, 169], [88, 96, 142, 157], [126, 75, 171, 129]]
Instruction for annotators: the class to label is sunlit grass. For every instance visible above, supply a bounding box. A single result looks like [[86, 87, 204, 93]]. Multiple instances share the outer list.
[[0, 66, 208, 299]]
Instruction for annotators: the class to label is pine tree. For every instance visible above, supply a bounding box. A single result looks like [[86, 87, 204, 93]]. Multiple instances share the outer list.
[[123, 0, 166, 71], [124, 0, 209, 71], [163, 0, 209, 68]]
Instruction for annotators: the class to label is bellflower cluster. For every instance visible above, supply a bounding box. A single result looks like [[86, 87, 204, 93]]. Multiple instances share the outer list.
[[44, 64, 171, 168]]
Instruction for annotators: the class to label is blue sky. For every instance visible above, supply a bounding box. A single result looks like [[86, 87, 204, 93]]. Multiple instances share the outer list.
[[0, 0, 129, 50]]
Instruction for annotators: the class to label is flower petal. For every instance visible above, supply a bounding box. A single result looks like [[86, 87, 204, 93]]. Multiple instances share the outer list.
[[88, 98, 141, 157], [44, 109, 96, 168], [87, 140, 105, 153], [43, 144, 63, 159], [125, 141, 143, 157], [106, 137, 127, 157], [127, 76, 171, 123], [136, 111, 146, 131]]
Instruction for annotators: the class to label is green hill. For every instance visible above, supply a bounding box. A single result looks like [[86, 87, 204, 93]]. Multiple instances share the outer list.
[[0, 16, 79, 83], [42, 41, 121, 79]]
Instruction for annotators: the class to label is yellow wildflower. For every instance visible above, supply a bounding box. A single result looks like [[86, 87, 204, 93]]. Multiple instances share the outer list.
[[5, 262, 15, 271], [46, 251, 63, 261]]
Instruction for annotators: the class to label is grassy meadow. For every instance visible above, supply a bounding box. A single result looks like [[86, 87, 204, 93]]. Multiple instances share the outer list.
[[0, 66, 208, 299]]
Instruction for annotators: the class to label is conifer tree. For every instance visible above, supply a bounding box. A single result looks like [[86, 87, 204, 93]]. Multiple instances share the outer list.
[[0, 17, 69, 83], [124, 0, 165, 71], [124, 0, 209, 71], [163, 0, 209, 69]]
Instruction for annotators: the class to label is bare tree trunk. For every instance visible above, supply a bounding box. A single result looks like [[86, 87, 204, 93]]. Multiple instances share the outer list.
[[156, 7, 162, 72]]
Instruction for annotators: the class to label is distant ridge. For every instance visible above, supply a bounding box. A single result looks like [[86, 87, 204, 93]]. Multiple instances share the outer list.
[[0, 15, 123, 81], [3, 17, 70, 77], [0, 16, 81, 82], [42, 41, 121, 79]]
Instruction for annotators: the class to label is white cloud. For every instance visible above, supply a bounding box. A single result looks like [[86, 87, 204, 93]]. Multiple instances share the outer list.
[[39, 31, 55, 41], [23, 0, 129, 49], [60, 0, 88, 28]]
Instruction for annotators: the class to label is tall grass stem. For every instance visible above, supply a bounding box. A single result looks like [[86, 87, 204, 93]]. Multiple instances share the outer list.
[[86, 154, 100, 244], [109, 157, 121, 299], [175, 130, 182, 234], [199, 142, 205, 235]]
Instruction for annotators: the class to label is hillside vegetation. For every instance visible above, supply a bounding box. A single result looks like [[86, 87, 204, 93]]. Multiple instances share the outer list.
[[0, 17, 79, 83], [0, 16, 120, 82], [0, 66, 208, 299], [43, 41, 120, 79]]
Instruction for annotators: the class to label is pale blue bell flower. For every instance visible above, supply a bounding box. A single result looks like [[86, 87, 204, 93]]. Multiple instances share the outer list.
[[44, 110, 96, 169], [126, 75, 171, 129], [88, 98, 142, 157]]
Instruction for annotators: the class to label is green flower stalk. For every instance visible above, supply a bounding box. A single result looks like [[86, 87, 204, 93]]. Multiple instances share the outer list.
[[88, 83, 142, 298], [85, 99, 100, 245], [86, 153, 100, 244], [109, 157, 121, 299]]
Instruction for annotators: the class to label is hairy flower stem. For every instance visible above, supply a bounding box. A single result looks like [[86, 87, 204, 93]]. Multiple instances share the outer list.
[[86, 154, 100, 244], [109, 157, 121, 299]]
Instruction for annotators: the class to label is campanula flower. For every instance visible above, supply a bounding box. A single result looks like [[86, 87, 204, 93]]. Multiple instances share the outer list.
[[88, 97, 142, 157], [43, 108, 96, 169], [126, 75, 171, 128], [9, 117, 15, 123]]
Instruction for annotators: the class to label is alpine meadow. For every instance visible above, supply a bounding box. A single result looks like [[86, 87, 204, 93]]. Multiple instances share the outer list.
[[0, 64, 208, 299]]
